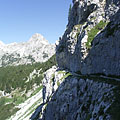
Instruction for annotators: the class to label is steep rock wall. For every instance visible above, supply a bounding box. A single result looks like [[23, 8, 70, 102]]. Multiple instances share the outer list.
[[56, 0, 120, 76], [81, 10, 120, 75], [30, 67, 120, 120], [43, 76, 120, 120]]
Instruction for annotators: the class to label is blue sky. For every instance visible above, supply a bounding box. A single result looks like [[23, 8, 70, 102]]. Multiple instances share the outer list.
[[0, 0, 72, 44]]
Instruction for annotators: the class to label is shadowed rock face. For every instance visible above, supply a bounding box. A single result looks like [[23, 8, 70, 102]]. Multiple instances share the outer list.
[[56, 0, 120, 76], [81, 10, 120, 75], [30, 67, 120, 120], [43, 77, 120, 120]]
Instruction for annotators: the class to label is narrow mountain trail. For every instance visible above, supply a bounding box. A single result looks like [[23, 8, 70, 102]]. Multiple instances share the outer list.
[[71, 72, 120, 82]]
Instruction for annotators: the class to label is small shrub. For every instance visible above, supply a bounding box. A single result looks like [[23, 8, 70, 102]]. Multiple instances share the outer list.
[[60, 72, 72, 81], [86, 20, 107, 49], [68, 4, 72, 20], [30, 85, 43, 97], [57, 81, 60, 87], [50, 73, 55, 83], [74, 24, 81, 39]]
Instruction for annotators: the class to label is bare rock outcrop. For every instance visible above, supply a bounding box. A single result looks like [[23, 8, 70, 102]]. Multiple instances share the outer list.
[[56, 0, 120, 76], [0, 33, 55, 67]]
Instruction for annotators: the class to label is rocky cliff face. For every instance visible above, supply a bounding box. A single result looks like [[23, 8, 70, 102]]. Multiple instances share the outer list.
[[31, 67, 120, 120], [0, 33, 55, 67], [43, 75, 120, 120], [56, 0, 120, 76]]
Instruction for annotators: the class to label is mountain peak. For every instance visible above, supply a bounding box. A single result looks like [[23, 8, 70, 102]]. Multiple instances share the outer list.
[[29, 33, 49, 44], [31, 33, 44, 39], [0, 33, 55, 67]]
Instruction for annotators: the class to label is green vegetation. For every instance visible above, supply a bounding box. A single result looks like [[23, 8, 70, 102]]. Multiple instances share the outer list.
[[57, 81, 60, 87], [56, 71, 72, 87], [72, 23, 86, 40], [0, 103, 19, 120], [1, 54, 36, 66], [30, 85, 43, 97], [0, 54, 56, 93], [0, 94, 27, 106], [73, 24, 81, 39], [60, 72, 72, 81], [0, 97, 13, 106], [13, 94, 27, 105], [1, 54, 21, 66], [86, 20, 107, 49], [90, 16, 96, 21], [0, 97, 6, 106], [50, 73, 55, 83], [0, 55, 56, 120], [58, 71, 66, 74], [68, 4, 72, 20], [23, 98, 42, 120]]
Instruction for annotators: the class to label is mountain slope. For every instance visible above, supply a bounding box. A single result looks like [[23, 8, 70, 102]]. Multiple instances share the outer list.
[[0, 33, 55, 67], [0, 55, 56, 120]]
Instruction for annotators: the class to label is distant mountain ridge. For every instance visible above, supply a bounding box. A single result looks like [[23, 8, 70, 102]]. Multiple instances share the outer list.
[[0, 33, 55, 67]]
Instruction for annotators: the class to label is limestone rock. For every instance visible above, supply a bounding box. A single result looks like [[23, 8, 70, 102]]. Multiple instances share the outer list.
[[41, 73, 120, 120], [56, 0, 120, 76], [0, 33, 55, 67]]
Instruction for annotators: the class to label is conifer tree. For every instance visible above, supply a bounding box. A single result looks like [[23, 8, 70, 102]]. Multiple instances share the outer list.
[[68, 4, 72, 20]]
